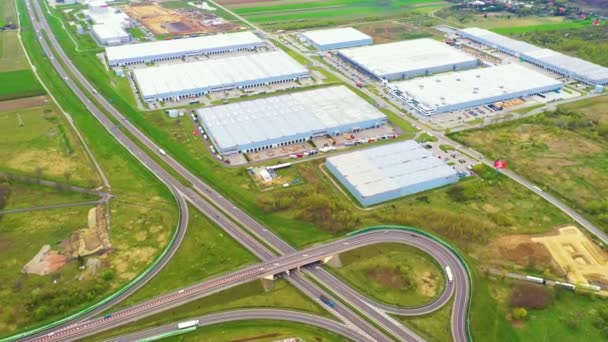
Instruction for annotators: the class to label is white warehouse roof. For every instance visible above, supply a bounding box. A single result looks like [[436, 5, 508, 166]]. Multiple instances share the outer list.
[[106, 31, 264, 65], [301, 27, 372, 49], [458, 27, 608, 85], [326, 140, 459, 206], [391, 64, 562, 114], [337, 38, 478, 80], [196, 85, 387, 154], [133, 50, 308, 100], [92, 23, 129, 41]]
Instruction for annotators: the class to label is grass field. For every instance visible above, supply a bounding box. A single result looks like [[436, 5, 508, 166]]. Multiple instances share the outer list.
[[0, 31, 30, 72], [1, 0, 17, 27], [161, 320, 345, 341], [224, 0, 450, 30], [450, 96, 608, 230], [399, 299, 453, 341], [491, 20, 593, 35], [0, 70, 45, 100], [0, 104, 100, 187], [91, 280, 331, 341], [0, 1, 179, 336], [329, 243, 444, 307], [2, 179, 98, 210], [119, 204, 257, 306]]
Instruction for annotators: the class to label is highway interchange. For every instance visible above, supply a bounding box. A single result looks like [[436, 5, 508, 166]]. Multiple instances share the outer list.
[[10, 0, 606, 341]]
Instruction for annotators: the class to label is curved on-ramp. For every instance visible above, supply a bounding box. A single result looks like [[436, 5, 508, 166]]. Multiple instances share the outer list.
[[103, 309, 362, 342]]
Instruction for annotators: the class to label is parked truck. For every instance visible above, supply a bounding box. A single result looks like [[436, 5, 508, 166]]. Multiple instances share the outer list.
[[319, 295, 335, 308]]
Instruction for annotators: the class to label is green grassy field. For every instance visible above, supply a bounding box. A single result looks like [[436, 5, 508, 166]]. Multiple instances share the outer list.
[[0, 104, 100, 187], [0, 1, 179, 336], [126, 27, 146, 40], [2, 179, 98, 210], [0, 31, 30, 72], [450, 96, 608, 230], [119, 204, 257, 306], [91, 280, 332, 341], [0, 70, 45, 100], [329, 243, 445, 307], [491, 20, 593, 35], [161, 320, 345, 341], [226, 0, 449, 30], [1, 0, 17, 26], [399, 299, 453, 341]]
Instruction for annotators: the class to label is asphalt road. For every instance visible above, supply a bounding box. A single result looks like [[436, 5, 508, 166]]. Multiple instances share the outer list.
[[103, 309, 364, 342], [19, 1, 472, 342], [29, 230, 470, 342]]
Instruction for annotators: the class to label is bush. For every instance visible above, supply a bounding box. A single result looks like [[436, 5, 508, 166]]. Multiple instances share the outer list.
[[512, 307, 528, 320]]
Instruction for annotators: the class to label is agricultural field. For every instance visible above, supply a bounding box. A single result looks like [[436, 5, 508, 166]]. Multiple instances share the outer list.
[[0, 32, 30, 72], [90, 280, 332, 341], [353, 20, 436, 43], [1, 0, 17, 27], [0, 30, 44, 100], [220, 0, 451, 30], [328, 243, 445, 307], [450, 96, 608, 230]]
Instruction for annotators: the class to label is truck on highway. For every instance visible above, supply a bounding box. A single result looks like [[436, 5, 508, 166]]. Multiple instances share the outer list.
[[445, 266, 454, 283], [158, 148, 167, 156], [319, 295, 335, 308], [177, 320, 199, 329]]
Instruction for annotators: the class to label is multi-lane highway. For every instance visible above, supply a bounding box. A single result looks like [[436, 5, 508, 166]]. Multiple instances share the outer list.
[[15, 1, 476, 341], [28, 229, 469, 342]]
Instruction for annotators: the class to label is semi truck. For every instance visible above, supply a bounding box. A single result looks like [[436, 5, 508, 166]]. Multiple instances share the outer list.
[[177, 320, 199, 329], [319, 295, 335, 308], [445, 266, 454, 283]]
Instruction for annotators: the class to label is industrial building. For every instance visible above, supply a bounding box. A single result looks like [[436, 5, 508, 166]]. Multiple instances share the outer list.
[[91, 24, 130, 46], [196, 85, 387, 155], [326, 140, 459, 206], [390, 64, 563, 115], [300, 27, 373, 50], [133, 50, 309, 102], [106, 31, 265, 66], [458, 27, 608, 85], [337, 38, 478, 81]]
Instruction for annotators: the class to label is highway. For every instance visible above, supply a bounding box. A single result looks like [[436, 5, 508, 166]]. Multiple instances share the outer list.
[[103, 309, 364, 342], [28, 229, 469, 342], [17, 1, 474, 341]]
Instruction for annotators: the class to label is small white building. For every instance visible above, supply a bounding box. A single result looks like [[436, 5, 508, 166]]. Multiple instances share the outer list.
[[91, 24, 130, 46]]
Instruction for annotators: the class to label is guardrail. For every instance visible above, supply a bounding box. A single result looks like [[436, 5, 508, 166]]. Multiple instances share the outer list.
[[347, 225, 474, 342]]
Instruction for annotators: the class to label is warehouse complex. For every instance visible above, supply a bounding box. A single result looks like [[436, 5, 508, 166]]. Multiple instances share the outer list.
[[337, 39, 478, 81], [301, 27, 373, 50], [133, 51, 309, 102], [391, 64, 562, 115], [196, 86, 387, 155], [106, 31, 265, 66], [326, 140, 459, 206], [458, 27, 608, 85], [92, 24, 130, 46]]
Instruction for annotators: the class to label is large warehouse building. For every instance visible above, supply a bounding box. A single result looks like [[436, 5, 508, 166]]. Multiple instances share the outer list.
[[92, 24, 130, 46], [196, 85, 387, 155], [337, 38, 478, 81], [391, 64, 562, 115], [133, 50, 309, 102], [106, 31, 265, 66], [458, 27, 608, 85], [326, 140, 459, 206], [301, 27, 373, 50]]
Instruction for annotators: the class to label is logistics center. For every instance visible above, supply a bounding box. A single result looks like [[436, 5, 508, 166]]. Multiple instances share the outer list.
[[390, 64, 563, 115], [326, 140, 459, 206], [105, 31, 265, 66], [133, 51, 309, 102], [458, 27, 608, 85], [300, 27, 373, 50], [196, 86, 387, 155], [337, 38, 478, 81]]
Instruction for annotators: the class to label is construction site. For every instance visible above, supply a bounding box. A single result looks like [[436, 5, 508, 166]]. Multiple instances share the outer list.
[[121, 2, 242, 36]]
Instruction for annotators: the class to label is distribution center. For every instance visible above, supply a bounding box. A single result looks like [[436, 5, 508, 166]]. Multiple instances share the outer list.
[[326, 140, 459, 206], [133, 50, 309, 102], [337, 38, 478, 81], [458, 27, 608, 85], [300, 27, 373, 50], [106, 31, 265, 66], [390, 64, 563, 115], [196, 85, 387, 155]]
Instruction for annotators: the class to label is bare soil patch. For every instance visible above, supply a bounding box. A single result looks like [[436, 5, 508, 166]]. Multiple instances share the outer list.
[[0, 96, 48, 111], [416, 271, 438, 297], [490, 234, 553, 268], [510, 283, 552, 309], [367, 266, 409, 289]]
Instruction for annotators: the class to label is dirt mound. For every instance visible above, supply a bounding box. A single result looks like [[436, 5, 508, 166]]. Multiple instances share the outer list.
[[492, 235, 552, 268], [22, 245, 67, 275], [62, 205, 112, 258]]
